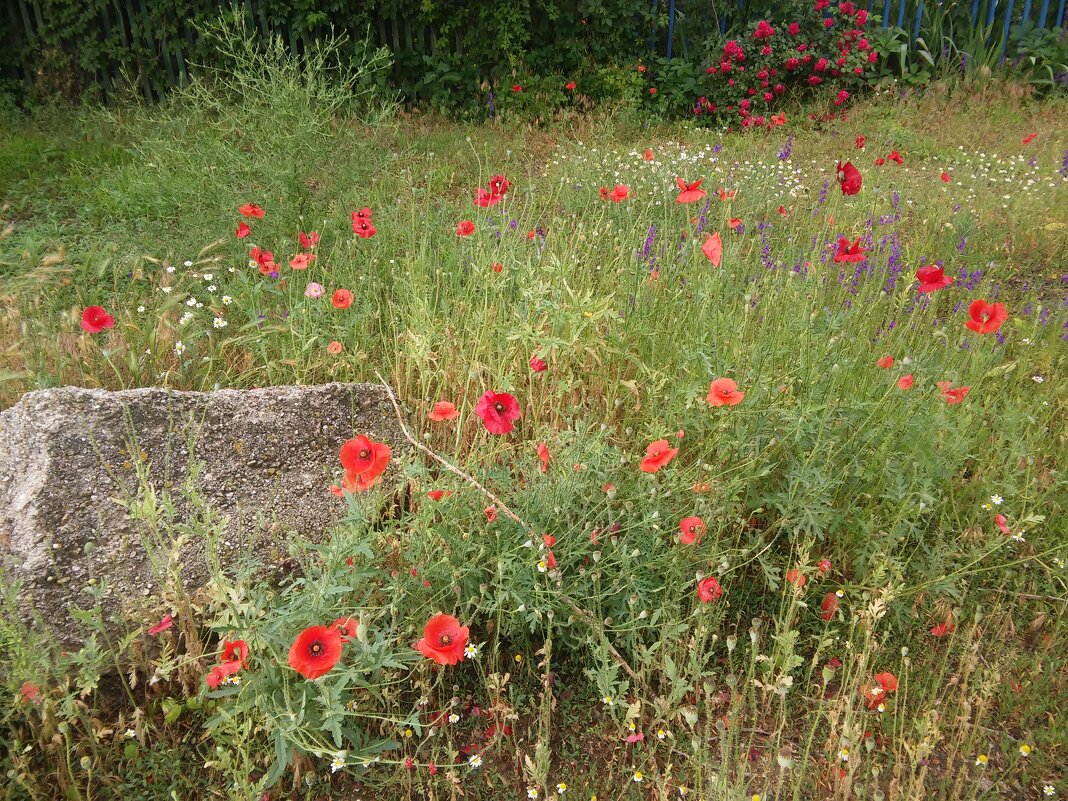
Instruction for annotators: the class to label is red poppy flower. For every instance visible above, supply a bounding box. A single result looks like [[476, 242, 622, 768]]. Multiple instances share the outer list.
[[675, 177, 707, 204], [565, 81, 577, 90], [995, 513, 1011, 535], [818, 559, 832, 574], [1022, 132, 1037, 144], [331, 289, 353, 309], [702, 232, 723, 267], [414, 613, 469, 665], [288, 625, 343, 679], [679, 516, 706, 545], [19, 681, 40, 704], [429, 401, 460, 422], [488, 175, 510, 195], [239, 203, 265, 219], [887, 150, 903, 165], [536, 442, 550, 473], [718, 187, 737, 201], [339, 435, 391, 488], [940, 171, 951, 183], [697, 576, 723, 603], [854, 135, 865, 149], [876, 355, 894, 369], [474, 391, 521, 435], [205, 659, 242, 689], [964, 299, 1007, 334], [148, 614, 173, 636], [235, 221, 251, 238], [610, 184, 630, 202], [820, 592, 839, 620], [352, 217, 377, 238], [222, 639, 249, 667], [289, 253, 315, 270], [644, 148, 654, 160], [639, 439, 678, 473], [456, 220, 476, 237], [511, 85, 523, 93], [299, 230, 320, 249], [836, 161, 862, 195], [427, 489, 449, 501], [492, 262, 503, 273], [353, 207, 372, 222], [929, 620, 955, 637], [530, 354, 547, 372], [897, 374, 914, 390], [80, 306, 115, 333], [777, 205, 788, 216], [727, 217, 743, 230], [250, 246, 276, 274], [786, 569, 806, 588], [599, 186, 610, 201], [484, 506, 497, 522], [940, 384, 970, 404], [833, 237, 866, 263], [475, 187, 502, 207], [649, 87, 658, 95], [706, 378, 744, 407], [327, 340, 343, 355], [915, 264, 954, 293]]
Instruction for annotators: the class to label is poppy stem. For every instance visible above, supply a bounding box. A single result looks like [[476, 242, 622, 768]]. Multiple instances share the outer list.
[[374, 371, 638, 682], [374, 371, 528, 528]]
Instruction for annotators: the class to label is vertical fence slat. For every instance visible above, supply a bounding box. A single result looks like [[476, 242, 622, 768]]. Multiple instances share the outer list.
[[1021, 0, 1033, 20], [1056, 0, 1066, 26], [1000, 0, 1016, 59], [913, 0, 924, 41], [1036, 0, 1050, 25], [665, 0, 675, 59], [986, 0, 997, 26], [882, 0, 891, 28], [896, 0, 907, 28], [971, 0, 981, 23], [648, 0, 659, 52]]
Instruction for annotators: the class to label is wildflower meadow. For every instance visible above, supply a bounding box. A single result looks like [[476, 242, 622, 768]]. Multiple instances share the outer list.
[[0, 19, 1066, 801]]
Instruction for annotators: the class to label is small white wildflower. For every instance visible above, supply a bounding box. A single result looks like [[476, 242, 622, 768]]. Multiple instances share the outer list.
[[222, 295, 233, 305], [185, 297, 197, 307], [537, 560, 548, 573], [468, 754, 482, 768], [124, 728, 136, 739], [1043, 786, 1055, 797], [183, 260, 193, 267], [207, 285, 217, 292], [213, 317, 227, 329], [448, 713, 460, 724], [838, 747, 850, 762], [975, 754, 988, 766], [527, 789, 539, 799], [601, 695, 614, 706], [330, 752, 346, 773], [1020, 744, 1032, 757], [1032, 375, 1044, 383], [160, 286, 172, 293], [203, 273, 213, 280], [174, 341, 185, 356], [632, 771, 643, 783], [464, 642, 479, 658], [991, 495, 1003, 505], [418, 695, 429, 706], [166, 265, 176, 273], [136, 305, 146, 313], [657, 729, 667, 740], [1012, 532, 1026, 542], [556, 783, 567, 795]]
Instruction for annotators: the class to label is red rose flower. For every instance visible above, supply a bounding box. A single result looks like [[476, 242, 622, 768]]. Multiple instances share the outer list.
[[288, 625, 343, 679], [414, 613, 468, 665]]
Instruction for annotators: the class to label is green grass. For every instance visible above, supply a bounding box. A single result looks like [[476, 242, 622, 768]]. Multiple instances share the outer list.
[[0, 52, 1066, 801]]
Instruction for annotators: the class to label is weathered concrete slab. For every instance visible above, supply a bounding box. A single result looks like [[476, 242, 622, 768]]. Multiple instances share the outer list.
[[0, 383, 406, 647]]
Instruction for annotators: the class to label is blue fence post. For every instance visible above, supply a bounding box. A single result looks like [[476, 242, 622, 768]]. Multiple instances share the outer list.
[[896, 0, 907, 28], [1036, 0, 1050, 25], [1000, 0, 1016, 59], [882, 0, 892, 28], [1057, 0, 1067, 26], [986, 0, 997, 26], [971, 0, 981, 23], [913, 0, 925, 41], [648, 0, 659, 52], [665, 0, 675, 59], [1021, 0, 1033, 20]]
